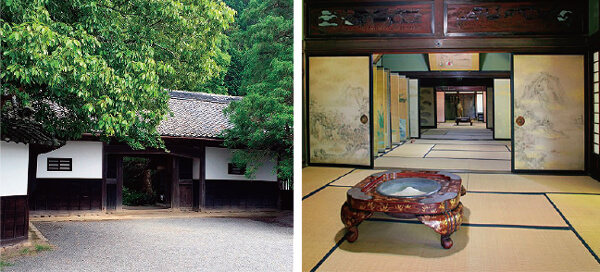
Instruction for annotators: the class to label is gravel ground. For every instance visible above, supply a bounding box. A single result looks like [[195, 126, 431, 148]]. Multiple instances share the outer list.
[[6, 217, 292, 272]]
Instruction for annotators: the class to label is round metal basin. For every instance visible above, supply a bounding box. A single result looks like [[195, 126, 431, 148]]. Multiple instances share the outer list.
[[376, 178, 441, 198]]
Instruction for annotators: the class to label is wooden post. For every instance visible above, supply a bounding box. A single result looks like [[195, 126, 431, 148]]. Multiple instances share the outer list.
[[101, 143, 107, 212], [27, 145, 38, 211], [116, 155, 123, 211], [199, 145, 206, 210], [171, 156, 180, 209]]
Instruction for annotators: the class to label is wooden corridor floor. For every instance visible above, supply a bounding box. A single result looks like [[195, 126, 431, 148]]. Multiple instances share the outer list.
[[302, 167, 600, 272]]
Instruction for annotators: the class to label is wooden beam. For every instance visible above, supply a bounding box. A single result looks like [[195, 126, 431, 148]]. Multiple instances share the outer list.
[[105, 142, 218, 158], [305, 37, 587, 54], [397, 71, 510, 79]]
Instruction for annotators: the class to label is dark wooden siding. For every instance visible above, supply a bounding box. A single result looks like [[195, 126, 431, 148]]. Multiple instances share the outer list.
[[1, 195, 28, 245], [179, 181, 194, 208], [204, 180, 279, 210], [31, 179, 102, 210]]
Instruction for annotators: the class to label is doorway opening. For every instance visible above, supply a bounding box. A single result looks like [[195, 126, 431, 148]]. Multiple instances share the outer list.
[[121, 156, 171, 210], [371, 53, 511, 172]]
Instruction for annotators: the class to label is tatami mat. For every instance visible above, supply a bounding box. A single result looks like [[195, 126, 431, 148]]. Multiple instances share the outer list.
[[302, 187, 348, 271], [369, 193, 566, 227], [375, 156, 511, 172], [330, 169, 386, 187], [433, 144, 509, 152], [461, 193, 566, 226], [414, 139, 511, 146], [426, 150, 510, 160], [421, 129, 448, 135], [383, 144, 433, 158], [303, 169, 600, 271], [316, 222, 600, 271], [302, 167, 353, 197], [330, 170, 469, 188], [467, 174, 600, 194], [547, 194, 600, 257], [438, 122, 487, 129], [421, 135, 493, 140]]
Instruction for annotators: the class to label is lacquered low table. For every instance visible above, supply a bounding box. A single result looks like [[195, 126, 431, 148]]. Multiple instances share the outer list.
[[341, 170, 466, 249]]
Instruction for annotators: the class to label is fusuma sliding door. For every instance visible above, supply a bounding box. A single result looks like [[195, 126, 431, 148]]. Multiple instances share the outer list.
[[494, 79, 511, 140], [307, 56, 373, 168], [409, 79, 419, 138], [512, 54, 585, 172]]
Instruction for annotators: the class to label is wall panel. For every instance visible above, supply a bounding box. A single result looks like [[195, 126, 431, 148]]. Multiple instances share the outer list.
[[437, 92, 446, 123], [487, 87, 494, 129], [31, 179, 102, 210], [390, 74, 400, 143], [494, 79, 511, 139], [205, 147, 277, 181], [1, 195, 28, 245], [307, 2, 434, 37], [204, 180, 278, 210], [375, 67, 385, 152], [420, 87, 436, 127], [445, 1, 584, 36], [37, 141, 103, 179], [513, 55, 584, 171], [409, 79, 420, 138], [384, 69, 391, 149], [308, 56, 372, 167], [398, 76, 409, 140], [1, 142, 29, 196]]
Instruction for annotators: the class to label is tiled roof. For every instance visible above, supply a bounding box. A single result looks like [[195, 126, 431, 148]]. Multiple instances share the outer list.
[[157, 91, 241, 138], [1, 103, 64, 146]]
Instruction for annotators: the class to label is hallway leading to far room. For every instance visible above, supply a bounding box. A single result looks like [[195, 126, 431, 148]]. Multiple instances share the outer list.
[[375, 122, 510, 172]]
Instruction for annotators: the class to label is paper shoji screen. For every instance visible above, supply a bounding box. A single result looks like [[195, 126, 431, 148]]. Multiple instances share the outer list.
[[595, 51, 599, 154]]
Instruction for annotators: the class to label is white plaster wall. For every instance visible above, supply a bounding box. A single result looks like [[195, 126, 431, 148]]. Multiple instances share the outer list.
[[1, 142, 29, 196], [193, 158, 200, 180], [37, 141, 103, 179], [205, 147, 277, 181]]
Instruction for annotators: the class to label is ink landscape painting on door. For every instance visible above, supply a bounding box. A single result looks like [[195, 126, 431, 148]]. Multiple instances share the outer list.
[[513, 55, 584, 171], [308, 56, 372, 166]]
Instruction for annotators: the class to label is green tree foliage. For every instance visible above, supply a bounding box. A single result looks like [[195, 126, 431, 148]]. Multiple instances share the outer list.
[[1, 0, 234, 149], [223, 0, 293, 185], [219, 0, 249, 96]]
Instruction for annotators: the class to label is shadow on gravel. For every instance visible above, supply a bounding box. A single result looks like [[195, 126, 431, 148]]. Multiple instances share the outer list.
[[247, 211, 293, 227]]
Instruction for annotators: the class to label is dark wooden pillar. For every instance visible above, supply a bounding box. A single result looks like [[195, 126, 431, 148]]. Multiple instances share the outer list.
[[116, 155, 123, 211], [27, 146, 38, 211], [101, 143, 107, 211], [199, 145, 206, 210], [171, 156, 180, 209]]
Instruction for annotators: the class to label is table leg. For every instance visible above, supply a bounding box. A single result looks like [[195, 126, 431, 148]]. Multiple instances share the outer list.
[[417, 202, 464, 249], [341, 202, 373, 242]]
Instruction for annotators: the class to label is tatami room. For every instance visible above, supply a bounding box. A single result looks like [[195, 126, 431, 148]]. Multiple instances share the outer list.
[[303, 53, 600, 270], [303, 1, 600, 270], [302, 166, 600, 271]]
